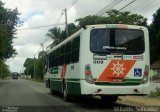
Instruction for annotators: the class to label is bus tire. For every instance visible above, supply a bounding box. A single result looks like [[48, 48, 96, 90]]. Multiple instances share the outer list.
[[101, 95, 118, 103], [63, 84, 70, 101], [50, 89, 55, 95]]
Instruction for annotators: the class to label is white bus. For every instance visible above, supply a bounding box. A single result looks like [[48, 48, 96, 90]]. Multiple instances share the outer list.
[[44, 24, 150, 102]]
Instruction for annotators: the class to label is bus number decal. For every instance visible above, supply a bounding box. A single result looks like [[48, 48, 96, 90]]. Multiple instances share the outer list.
[[93, 60, 103, 64]]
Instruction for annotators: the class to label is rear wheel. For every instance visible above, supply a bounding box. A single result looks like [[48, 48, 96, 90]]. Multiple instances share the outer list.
[[50, 89, 55, 95], [63, 83, 70, 101], [101, 95, 118, 103]]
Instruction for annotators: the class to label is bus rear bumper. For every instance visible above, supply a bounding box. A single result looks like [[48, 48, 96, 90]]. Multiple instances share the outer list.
[[80, 80, 150, 95]]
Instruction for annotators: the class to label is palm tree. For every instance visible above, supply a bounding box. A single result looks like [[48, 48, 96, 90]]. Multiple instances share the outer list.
[[46, 27, 62, 48]]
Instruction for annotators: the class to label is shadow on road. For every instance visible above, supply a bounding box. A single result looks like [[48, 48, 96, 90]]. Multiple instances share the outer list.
[[48, 92, 133, 112]]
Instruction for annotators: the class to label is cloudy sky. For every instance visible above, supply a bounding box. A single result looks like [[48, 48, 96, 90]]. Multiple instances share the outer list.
[[2, 0, 160, 72]]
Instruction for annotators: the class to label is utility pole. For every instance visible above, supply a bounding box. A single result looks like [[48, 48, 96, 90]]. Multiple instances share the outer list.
[[64, 8, 68, 38]]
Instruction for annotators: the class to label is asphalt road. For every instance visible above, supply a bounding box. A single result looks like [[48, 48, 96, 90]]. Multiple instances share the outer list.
[[0, 79, 153, 112]]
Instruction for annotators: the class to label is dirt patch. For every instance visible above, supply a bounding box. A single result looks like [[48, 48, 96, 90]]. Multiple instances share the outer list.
[[118, 96, 160, 106]]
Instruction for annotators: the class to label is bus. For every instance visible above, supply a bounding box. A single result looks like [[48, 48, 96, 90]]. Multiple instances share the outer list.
[[44, 24, 150, 102], [12, 72, 19, 80]]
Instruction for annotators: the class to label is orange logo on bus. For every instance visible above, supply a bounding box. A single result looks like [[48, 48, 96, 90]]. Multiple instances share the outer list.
[[97, 60, 136, 82]]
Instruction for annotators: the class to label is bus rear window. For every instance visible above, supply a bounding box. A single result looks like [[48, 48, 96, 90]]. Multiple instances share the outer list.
[[90, 29, 144, 54]]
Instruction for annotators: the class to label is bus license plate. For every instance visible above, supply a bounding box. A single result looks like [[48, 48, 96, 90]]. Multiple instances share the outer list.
[[112, 78, 122, 83]]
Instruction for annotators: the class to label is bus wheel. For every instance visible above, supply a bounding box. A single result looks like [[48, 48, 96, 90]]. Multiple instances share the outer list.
[[50, 89, 54, 95], [63, 84, 70, 101], [101, 95, 118, 103]]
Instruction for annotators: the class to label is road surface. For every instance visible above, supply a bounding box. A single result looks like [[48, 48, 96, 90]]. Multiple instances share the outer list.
[[0, 79, 158, 112]]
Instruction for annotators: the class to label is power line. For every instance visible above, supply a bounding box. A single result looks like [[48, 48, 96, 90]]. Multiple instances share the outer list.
[[54, 11, 64, 27], [138, 0, 159, 13], [17, 23, 65, 31], [67, 0, 78, 11], [32, 0, 79, 54], [118, 0, 136, 11], [96, 0, 117, 16], [96, 0, 124, 16]]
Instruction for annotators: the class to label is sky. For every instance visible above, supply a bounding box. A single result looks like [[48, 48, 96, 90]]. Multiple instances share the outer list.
[[1, 0, 160, 72]]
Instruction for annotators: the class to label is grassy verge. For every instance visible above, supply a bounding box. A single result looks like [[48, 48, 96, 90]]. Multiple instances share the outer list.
[[148, 87, 160, 99], [30, 79, 44, 83]]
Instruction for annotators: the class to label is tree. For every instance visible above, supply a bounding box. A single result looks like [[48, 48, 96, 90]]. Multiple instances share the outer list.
[[0, 0, 20, 59], [76, 9, 147, 28], [0, 60, 11, 79], [23, 53, 45, 80], [46, 27, 62, 47], [23, 58, 35, 78], [38, 51, 47, 59], [76, 15, 106, 28], [149, 8, 160, 64], [60, 23, 79, 40]]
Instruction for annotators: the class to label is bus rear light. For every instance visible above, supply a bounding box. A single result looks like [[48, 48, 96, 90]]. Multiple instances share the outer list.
[[142, 65, 149, 84], [144, 71, 149, 76], [85, 64, 94, 84], [85, 71, 91, 76]]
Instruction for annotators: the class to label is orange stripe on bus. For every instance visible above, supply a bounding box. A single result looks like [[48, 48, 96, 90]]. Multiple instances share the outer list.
[[97, 60, 136, 82]]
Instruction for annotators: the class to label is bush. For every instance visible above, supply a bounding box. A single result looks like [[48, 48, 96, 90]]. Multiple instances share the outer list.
[[149, 87, 160, 98]]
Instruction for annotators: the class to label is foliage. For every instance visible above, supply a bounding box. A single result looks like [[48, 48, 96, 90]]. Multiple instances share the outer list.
[[23, 54, 45, 80], [149, 8, 160, 64], [0, 60, 11, 79], [76, 15, 106, 27], [0, 1, 20, 59], [76, 9, 147, 28], [46, 10, 147, 49], [46, 23, 79, 48], [23, 58, 34, 78], [46, 27, 62, 47], [149, 87, 160, 99], [38, 51, 47, 59]]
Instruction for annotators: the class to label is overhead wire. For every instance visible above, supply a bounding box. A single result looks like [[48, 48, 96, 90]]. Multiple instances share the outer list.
[[118, 0, 136, 11], [96, 0, 117, 16], [138, 0, 159, 13], [40, 0, 79, 49], [17, 23, 64, 31], [67, 0, 78, 11], [96, 0, 124, 16]]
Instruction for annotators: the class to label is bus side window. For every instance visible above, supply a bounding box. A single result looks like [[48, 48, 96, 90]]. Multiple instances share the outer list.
[[56, 48, 60, 66], [65, 42, 71, 64], [60, 45, 65, 65], [53, 50, 56, 67], [71, 36, 80, 63]]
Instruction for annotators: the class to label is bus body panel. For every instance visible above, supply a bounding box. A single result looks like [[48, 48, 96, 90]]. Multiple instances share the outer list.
[[79, 24, 150, 95]]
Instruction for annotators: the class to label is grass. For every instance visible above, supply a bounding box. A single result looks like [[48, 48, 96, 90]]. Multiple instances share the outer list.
[[31, 79, 44, 83], [21, 77, 44, 83], [148, 87, 160, 99]]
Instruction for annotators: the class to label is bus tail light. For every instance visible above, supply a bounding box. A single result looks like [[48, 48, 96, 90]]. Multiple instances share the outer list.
[[85, 64, 94, 84], [142, 65, 149, 84]]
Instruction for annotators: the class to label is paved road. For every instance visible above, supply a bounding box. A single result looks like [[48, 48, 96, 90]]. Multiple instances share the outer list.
[[0, 79, 152, 112]]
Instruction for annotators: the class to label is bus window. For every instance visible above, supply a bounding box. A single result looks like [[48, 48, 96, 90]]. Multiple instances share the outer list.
[[71, 36, 80, 63], [115, 29, 144, 54], [90, 29, 144, 55], [59, 45, 65, 65], [65, 42, 71, 64]]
